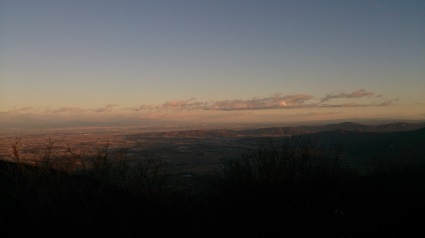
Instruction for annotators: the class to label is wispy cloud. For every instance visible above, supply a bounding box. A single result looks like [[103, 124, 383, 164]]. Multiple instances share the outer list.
[[127, 105, 156, 112], [160, 98, 208, 110], [0, 89, 403, 128], [319, 100, 394, 108], [320, 89, 375, 102], [126, 99, 207, 111], [95, 104, 118, 113], [318, 103, 373, 108], [293, 111, 342, 117], [132, 90, 389, 111], [54, 107, 87, 113], [49, 105, 119, 113], [207, 94, 313, 110], [377, 101, 393, 106], [129, 94, 314, 111], [20, 107, 33, 111], [2, 89, 393, 117]]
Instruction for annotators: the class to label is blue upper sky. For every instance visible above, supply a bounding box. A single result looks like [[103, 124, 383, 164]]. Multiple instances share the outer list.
[[1, 0, 424, 126]]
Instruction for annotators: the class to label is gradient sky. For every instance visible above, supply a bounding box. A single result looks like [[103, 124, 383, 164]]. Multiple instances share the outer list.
[[1, 0, 424, 127]]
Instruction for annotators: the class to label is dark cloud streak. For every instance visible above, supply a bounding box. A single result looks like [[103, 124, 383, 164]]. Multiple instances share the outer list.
[[321, 89, 375, 102], [2, 89, 392, 115], [132, 90, 390, 111]]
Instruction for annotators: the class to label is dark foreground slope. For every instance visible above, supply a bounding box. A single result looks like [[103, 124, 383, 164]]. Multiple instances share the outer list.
[[298, 127, 425, 163], [1, 134, 425, 237]]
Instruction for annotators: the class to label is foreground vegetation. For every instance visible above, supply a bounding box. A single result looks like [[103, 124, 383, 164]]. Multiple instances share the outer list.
[[1, 137, 424, 237]]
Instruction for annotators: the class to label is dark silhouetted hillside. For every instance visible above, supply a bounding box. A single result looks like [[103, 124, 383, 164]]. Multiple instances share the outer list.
[[296, 127, 425, 162], [145, 122, 425, 137], [1, 126, 425, 237]]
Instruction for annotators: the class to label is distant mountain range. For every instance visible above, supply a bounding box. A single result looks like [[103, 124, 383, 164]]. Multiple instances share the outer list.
[[148, 122, 425, 137]]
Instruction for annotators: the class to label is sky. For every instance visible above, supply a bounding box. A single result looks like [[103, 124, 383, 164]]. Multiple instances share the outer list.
[[1, 0, 424, 128]]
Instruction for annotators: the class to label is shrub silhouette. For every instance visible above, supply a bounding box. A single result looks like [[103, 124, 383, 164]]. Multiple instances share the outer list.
[[1, 136, 425, 237], [215, 137, 353, 237], [219, 137, 346, 189]]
